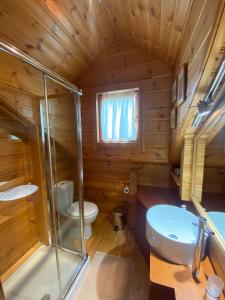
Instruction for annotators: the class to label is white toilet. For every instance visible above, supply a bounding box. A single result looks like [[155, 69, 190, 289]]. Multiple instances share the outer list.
[[54, 180, 99, 239]]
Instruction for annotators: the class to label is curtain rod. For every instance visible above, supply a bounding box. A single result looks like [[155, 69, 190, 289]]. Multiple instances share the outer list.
[[96, 87, 139, 96]]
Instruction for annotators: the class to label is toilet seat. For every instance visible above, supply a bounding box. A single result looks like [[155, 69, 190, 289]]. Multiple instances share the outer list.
[[67, 201, 98, 218]]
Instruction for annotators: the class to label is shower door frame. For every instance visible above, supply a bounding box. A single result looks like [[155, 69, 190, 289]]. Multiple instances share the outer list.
[[43, 74, 87, 298], [43, 74, 87, 254], [0, 40, 87, 299]]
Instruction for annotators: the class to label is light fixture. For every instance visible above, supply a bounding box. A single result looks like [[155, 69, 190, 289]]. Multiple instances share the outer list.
[[192, 59, 225, 128]]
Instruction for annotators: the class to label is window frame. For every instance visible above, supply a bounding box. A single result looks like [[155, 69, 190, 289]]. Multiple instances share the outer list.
[[96, 88, 140, 144]]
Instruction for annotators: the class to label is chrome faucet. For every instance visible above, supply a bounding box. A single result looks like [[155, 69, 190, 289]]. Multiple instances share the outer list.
[[192, 216, 208, 279]]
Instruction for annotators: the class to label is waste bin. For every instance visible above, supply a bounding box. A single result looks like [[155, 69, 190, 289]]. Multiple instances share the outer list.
[[112, 205, 126, 231]]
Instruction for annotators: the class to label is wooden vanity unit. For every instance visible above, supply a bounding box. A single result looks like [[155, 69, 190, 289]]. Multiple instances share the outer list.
[[132, 185, 225, 299], [150, 251, 225, 300]]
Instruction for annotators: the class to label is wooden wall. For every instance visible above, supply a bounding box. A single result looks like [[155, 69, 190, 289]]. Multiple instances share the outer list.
[[0, 52, 49, 278], [0, 117, 39, 277], [79, 43, 174, 211], [171, 0, 223, 161], [203, 167, 225, 194], [180, 135, 194, 201], [0, 129, 30, 182], [203, 126, 225, 194]]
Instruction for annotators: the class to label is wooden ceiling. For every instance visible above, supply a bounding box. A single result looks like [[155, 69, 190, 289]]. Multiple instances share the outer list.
[[101, 0, 192, 64], [0, 0, 193, 82]]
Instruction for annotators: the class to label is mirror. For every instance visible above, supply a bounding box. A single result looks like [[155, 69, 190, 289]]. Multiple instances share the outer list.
[[202, 125, 225, 243]]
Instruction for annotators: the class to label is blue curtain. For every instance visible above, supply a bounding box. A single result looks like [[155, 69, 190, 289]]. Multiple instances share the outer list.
[[100, 91, 137, 142]]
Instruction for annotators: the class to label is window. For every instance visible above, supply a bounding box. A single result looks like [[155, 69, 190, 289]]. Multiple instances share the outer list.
[[97, 89, 139, 143]]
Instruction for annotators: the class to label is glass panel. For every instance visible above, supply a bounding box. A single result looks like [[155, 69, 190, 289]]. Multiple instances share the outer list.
[[44, 76, 84, 298], [0, 50, 61, 300], [201, 124, 225, 243]]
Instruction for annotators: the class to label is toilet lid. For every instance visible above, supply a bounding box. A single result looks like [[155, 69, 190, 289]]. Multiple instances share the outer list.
[[67, 201, 98, 218]]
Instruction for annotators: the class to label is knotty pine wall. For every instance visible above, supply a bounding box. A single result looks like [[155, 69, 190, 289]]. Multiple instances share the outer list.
[[0, 53, 48, 277], [79, 43, 174, 211], [0, 97, 39, 277]]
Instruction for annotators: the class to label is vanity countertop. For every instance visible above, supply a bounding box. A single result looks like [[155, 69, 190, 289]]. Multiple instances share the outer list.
[[0, 215, 12, 226], [135, 185, 181, 210], [150, 251, 225, 300]]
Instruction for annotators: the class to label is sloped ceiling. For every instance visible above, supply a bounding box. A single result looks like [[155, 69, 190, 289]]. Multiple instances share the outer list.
[[0, 0, 192, 82]]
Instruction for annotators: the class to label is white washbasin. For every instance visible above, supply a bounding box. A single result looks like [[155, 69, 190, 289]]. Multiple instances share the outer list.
[[208, 211, 225, 240], [0, 184, 38, 201], [146, 204, 198, 265]]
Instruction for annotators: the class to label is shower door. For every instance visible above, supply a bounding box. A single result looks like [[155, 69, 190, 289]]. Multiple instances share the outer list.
[[41, 75, 86, 299], [0, 40, 86, 300]]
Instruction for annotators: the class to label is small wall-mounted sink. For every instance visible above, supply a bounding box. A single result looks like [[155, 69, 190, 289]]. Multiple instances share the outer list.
[[208, 211, 225, 240], [146, 205, 198, 265], [0, 184, 38, 201]]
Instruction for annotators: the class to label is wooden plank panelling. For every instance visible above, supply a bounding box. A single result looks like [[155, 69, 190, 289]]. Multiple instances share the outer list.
[[171, 1, 225, 161], [0, 200, 38, 277], [0, 129, 30, 183], [192, 138, 206, 202], [0, 0, 115, 82], [0, 126, 38, 276], [203, 167, 225, 194], [100, 0, 192, 65], [203, 125, 225, 193], [180, 135, 194, 201], [0, 0, 192, 84], [79, 42, 173, 208], [0, 82, 48, 276], [205, 126, 225, 167]]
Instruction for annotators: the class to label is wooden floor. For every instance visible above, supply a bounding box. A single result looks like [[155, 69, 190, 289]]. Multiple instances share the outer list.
[[85, 211, 150, 299]]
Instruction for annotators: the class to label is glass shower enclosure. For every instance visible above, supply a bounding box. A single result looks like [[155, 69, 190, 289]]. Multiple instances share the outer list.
[[0, 40, 87, 300]]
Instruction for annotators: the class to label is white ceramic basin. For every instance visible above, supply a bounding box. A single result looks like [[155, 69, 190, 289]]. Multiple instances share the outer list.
[[146, 204, 198, 265], [0, 184, 38, 201], [208, 211, 225, 240]]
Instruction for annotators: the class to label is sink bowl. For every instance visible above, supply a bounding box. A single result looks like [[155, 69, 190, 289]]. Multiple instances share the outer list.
[[146, 204, 198, 265], [208, 211, 225, 240], [0, 184, 39, 201]]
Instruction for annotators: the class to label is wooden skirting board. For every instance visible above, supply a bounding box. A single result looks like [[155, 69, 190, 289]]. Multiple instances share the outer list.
[[150, 251, 225, 300]]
